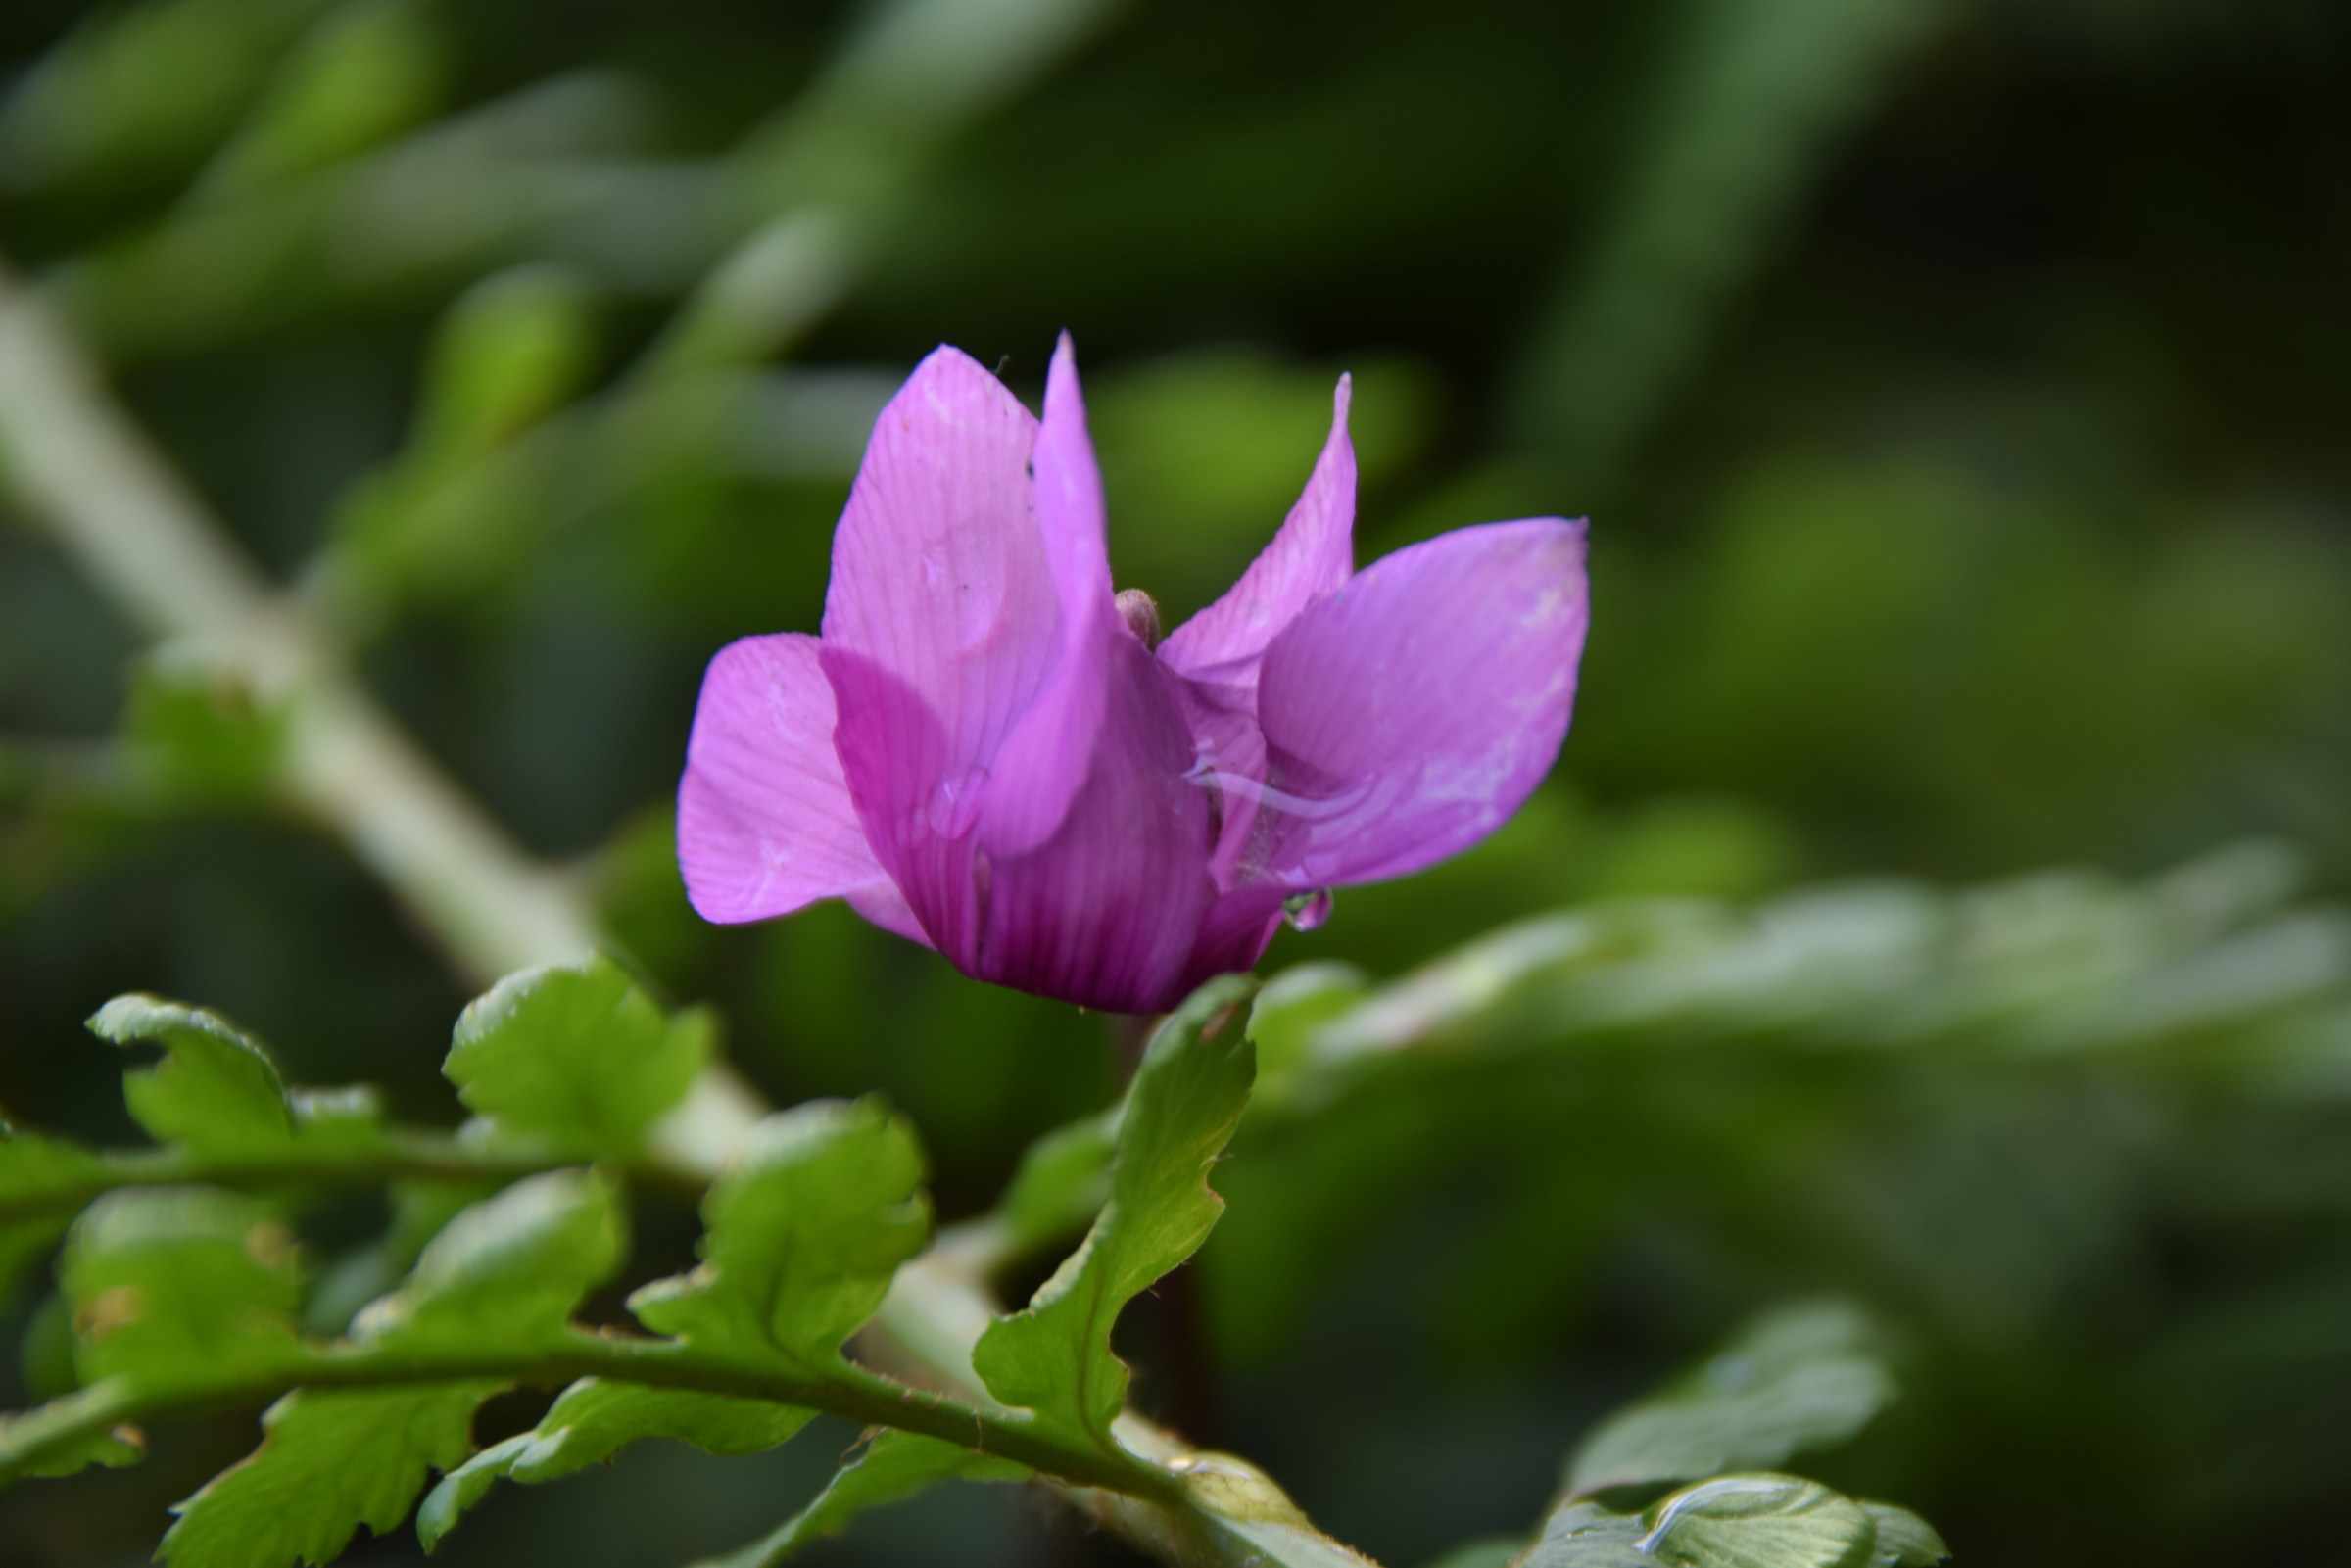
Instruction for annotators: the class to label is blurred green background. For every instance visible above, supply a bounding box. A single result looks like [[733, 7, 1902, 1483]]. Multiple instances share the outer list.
[[2, 0, 2348, 1564]]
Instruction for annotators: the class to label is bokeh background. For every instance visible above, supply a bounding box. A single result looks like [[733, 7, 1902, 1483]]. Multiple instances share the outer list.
[[3, 0, 2349, 1564]]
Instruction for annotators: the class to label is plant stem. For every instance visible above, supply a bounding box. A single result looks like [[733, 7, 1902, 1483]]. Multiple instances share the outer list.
[[0, 1336, 1184, 1504]]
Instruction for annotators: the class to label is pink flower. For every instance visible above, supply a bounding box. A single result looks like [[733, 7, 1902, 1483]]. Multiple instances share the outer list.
[[678, 337, 1588, 1014]]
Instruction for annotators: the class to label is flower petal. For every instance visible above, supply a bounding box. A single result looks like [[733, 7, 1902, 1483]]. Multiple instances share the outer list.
[[976, 634, 1220, 1013], [1246, 518, 1589, 887], [977, 333, 1127, 858], [820, 345, 1061, 789], [1160, 374, 1356, 684], [678, 633, 887, 923], [827, 635, 1217, 1012], [823, 646, 984, 962]]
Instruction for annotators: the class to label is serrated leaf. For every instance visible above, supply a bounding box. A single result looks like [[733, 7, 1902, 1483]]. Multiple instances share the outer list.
[[1638, 1476, 1877, 1568], [444, 957, 711, 1158], [88, 995, 294, 1153], [1569, 1301, 1894, 1495], [626, 1098, 928, 1368], [695, 1430, 1027, 1568], [1519, 1501, 1653, 1568], [973, 975, 1257, 1454], [60, 1188, 300, 1384], [160, 1383, 497, 1568], [1859, 1502, 1947, 1567], [418, 1380, 811, 1549], [356, 1168, 620, 1353]]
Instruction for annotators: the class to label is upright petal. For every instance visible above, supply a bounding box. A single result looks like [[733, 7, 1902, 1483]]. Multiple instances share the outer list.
[[679, 634, 887, 922], [821, 346, 1061, 791], [1160, 374, 1357, 684], [977, 334, 1128, 857], [1245, 518, 1589, 888]]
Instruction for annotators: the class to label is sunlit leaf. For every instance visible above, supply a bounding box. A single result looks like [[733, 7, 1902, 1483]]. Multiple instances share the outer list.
[[356, 1168, 621, 1353], [443, 957, 712, 1160], [627, 1098, 929, 1368], [87, 995, 293, 1154]]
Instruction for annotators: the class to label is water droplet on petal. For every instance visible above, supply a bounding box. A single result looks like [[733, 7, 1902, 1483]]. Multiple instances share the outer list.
[[1283, 889, 1333, 931]]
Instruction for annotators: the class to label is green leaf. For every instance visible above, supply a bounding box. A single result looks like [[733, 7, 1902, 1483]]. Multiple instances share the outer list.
[[1568, 1301, 1894, 1495], [1, 1125, 107, 1297], [356, 1168, 621, 1353], [695, 1430, 1027, 1568], [122, 650, 288, 805], [973, 975, 1257, 1453], [627, 1098, 928, 1367], [418, 1379, 812, 1549], [1421, 1541, 1523, 1568], [1637, 1475, 1877, 1568], [995, 1112, 1114, 1257], [160, 1383, 498, 1568], [1516, 1500, 1653, 1568], [443, 957, 712, 1159], [1859, 1502, 1948, 1567], [2, 1420, 145, 1480], [87, 995, 294, 1153], [60, 1188, 300, 1384]]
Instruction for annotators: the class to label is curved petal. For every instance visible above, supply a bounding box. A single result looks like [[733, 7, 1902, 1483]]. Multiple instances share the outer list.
[[977, 635, 1219, 1013], [827, 637, 1216, 1012], [820, 345, 1060, 789], [823, 647, 984, 963], [1246, 518, 1589, 888], [977, 333, 1128, 857], [678, 633, 887, 923], [1161, 373, 1357, 685]]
